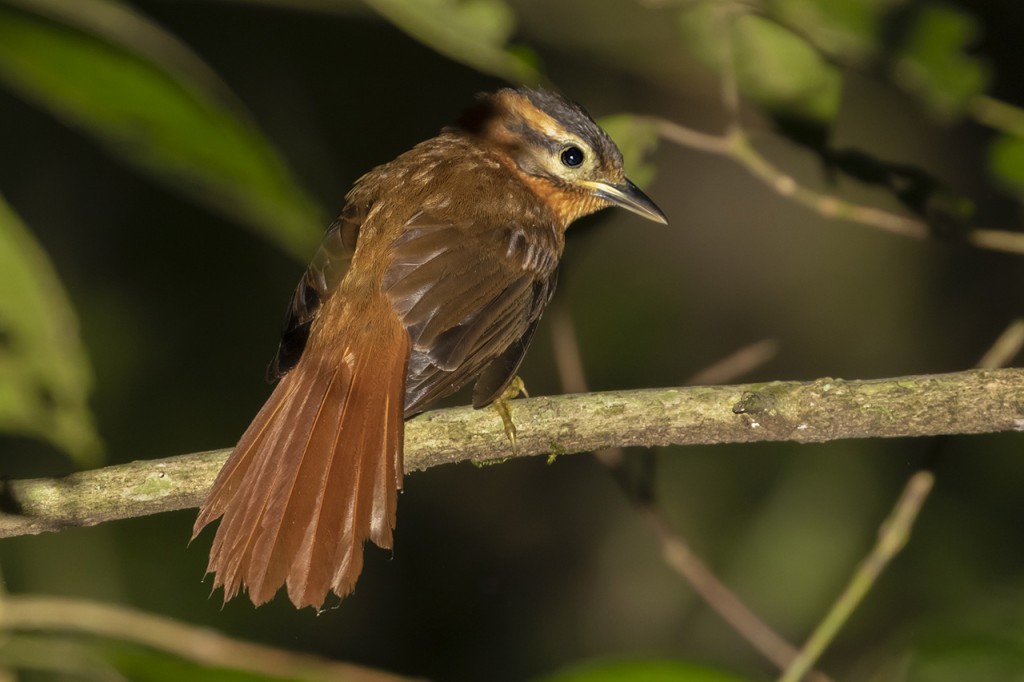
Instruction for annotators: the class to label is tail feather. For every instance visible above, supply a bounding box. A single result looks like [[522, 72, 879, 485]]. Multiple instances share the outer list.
[[289, 341, 405, 603], [194, 380, 297, 528], [194, 301, 408, 609], [197, 382, 300, 600], [246, 367, 350, 604], [370, 389, 403, 541]]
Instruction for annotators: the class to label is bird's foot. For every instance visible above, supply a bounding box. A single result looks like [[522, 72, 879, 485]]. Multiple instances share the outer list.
[[492, 376, 528, 455]]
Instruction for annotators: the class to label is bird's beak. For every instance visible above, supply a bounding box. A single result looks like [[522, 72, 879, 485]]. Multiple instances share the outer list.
[[585, 178, 668, 225]]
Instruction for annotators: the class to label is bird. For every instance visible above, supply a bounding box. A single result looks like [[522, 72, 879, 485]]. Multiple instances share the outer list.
[[193, 87, 667, 610]]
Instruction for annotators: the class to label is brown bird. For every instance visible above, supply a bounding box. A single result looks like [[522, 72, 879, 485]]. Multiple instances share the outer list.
[[193, 88, 667, 609]]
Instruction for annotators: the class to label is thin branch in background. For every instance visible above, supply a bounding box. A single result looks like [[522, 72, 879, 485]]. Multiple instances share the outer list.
[[647, 117, 732, 154], [685, 338, 779, 386], [0, 565, 17, 682], [715, 1, 742, 131], [651, 117, 933, 241], [968, 228, 1024, 255], [776, 472, 934, 682], [0, 634, 124, 681], [549, 303, 589, 396], [776, 316, 1024, 680], [642, 505, 830, 682], [976, 318, 1024, 370], [970, 96, 1024, 136], [658, 113, 1024, 256], [549, 304, 622, 469], [0, 596, 421, 682], [549, 302, 833, 681], [641, 48, 1024, 257]]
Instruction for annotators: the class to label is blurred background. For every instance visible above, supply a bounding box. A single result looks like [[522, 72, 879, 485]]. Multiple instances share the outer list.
[[1, 0, 1024, 680]]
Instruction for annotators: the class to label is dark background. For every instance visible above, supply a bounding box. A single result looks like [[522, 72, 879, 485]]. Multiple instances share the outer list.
[[2, 1, 1024, 680]]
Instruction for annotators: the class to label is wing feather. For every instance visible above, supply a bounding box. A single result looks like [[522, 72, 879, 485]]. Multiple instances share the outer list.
[[267, 206, 363, 380], [383, 214, 561, 414]]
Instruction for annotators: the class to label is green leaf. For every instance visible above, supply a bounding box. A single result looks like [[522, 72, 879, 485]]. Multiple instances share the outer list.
[[0, 634, 118, 679], [987, 134, 1024, 195], [678, 6, 841, 125], [732, 13, 841, 124], [599, 114, 660, 188], [768, 0, 887, 64], [104, 644, 291, 682], [7, 0, 243, 102], [909, 633, 1024, 681], [535, 659, 752, 682], [896, 590, 1024, 681], [891, 4, 990, 119], [364, 0, 544, 85], [224, 0, 543, 84], [0, 194, 102, 466], [0, 3, 325, 261]]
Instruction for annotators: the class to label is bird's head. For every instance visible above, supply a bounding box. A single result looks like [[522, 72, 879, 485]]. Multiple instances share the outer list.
[[455, 88, 667, 227]]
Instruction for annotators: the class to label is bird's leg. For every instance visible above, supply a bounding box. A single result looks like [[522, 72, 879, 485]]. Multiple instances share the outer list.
[[492, 376, 528, 455]]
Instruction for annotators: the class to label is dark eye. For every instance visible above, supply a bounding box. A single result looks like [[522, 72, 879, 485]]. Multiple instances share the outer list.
[[560, 145, 585, 167]]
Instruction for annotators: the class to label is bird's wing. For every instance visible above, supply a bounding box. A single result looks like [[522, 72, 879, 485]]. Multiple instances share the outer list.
[[266, 204, 364, 381], [469, 273, 554, 408], [382, 214, 560, 415]]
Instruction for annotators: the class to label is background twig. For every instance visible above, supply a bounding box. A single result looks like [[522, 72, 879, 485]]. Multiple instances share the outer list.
[[774, 317, 1023, 680], [0, 595, 420, 682], [777, 472, 935, 682], [648, 116, 1024, 255], [551, 303, 822, 677]]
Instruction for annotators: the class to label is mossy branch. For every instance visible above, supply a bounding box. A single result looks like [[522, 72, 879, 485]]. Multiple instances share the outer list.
[[2, 367, 1023, 539]]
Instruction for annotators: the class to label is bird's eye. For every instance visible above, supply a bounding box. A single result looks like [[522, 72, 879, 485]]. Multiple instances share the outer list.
[[560, 145, 585, 168]]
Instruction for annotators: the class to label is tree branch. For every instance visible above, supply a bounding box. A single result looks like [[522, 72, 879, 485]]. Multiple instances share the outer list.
[[550, 305, 827, 678], [0, 595, 421, 681], [2, 367, 1022, 539], [777, 470, 935, 682], [649, 117, 1024, 256]]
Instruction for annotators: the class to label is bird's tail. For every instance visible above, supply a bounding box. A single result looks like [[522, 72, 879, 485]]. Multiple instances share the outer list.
[[193, 296, 408, 609]]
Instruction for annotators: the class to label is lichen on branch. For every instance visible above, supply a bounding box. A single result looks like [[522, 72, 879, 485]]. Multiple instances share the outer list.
[[1, 367, 1021, 539]]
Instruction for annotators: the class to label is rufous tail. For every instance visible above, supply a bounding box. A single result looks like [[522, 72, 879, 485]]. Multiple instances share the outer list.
[[193, 298, 408, 609]]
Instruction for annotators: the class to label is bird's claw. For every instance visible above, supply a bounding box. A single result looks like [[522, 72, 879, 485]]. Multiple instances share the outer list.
[[492, 376, 528, 455]]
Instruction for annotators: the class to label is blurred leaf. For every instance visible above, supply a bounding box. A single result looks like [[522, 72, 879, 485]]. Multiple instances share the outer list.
[[891, 3, 990, 119], [0, 3, 325, 261], [731, 13, 841, 124], [988, 134, 1024, 195], [105, 643, 291, 682], [599, 114, 660, 188], [363, 0, 544, 85], [229, 0, 543, 83], [0, 635, 294, 682], [0, 194, 101, 466], [7, 0, 242, 102], [0, 634, 121, 679], [822, 147, 974, 233], [678, 6, 841, 125], [768, 0, 886, 64], [535, 659, 751, 682], [909, 633, 1024, 682], [903, 590, 1024, 681]]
